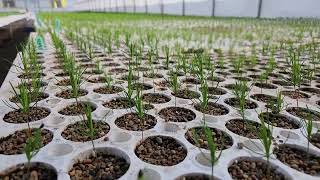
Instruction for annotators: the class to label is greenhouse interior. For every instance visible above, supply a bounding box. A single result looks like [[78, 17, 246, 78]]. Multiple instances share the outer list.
[[0, 0, 320, 180]]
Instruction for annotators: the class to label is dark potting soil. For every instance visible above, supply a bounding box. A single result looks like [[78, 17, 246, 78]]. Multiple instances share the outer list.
[[93, 86, 123, 94], [55, 89, 88, 99], [103, 97, 134, 109], [172, 89, 200, 99], [59, 102, 96, 116], [0, 128, 53, 155], [228, 158, 288, 180], [115, 112, 157, 131], [259, 112, 301, 129], [10, 92, 49, 103], [142, 93, 171, 104], [61, 121, 110, 142], [135, 136, 187, 166], [1, 162, 57, 180], [69, 151, 129, 180], [225, 98, 258, 109], [226, 119, 261, 139], [185, 127, 233, 150], [158, 107, 196, 122], [286, 107, 320, 121], [3, 107, 50, 123], [194, 102, 229, 116], [274, 145, 320, 176]]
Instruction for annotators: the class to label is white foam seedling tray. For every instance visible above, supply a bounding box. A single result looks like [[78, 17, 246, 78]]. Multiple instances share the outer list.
[[0, 32, 319, 180]]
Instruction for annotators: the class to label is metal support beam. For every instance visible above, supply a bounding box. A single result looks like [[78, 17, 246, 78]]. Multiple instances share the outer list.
[[182, 0, 185, 16], [145, 0, 148, 13], [212, 0, 215, 17], [257, 0, 263, 18], [133, 0, 136, 13], [160, 0, 164, 15]]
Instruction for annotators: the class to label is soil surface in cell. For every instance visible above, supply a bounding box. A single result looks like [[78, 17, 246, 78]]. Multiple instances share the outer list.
[[0, 128, 53, 155], [286, 107, 320, 121], [155, 80, 169, 87], [3, 107, 50, 123], [132, 83, 153, 90], [224, 84, 249, 91], [56, 79, 71, 86], [172, 89, 200, 99], [159, 107, 196, 122], [259, 112, 300, 129], [143, 73, 163, 79], [142, 93, 171, 104], [87, 76, 106, 83], [61, 121, 110, 142], [250, 94, 277, 104], [93, 86, 123, 94], [205, 87, 227, 95], [1, 162, 57, 180], [281, 90, 310, 99], [226, 119, 262, 139], [109, 68, 128, 74], [253, 82, 277, 89], [194, 102, 229, 116], [225, 98, 258, 109], [185, 127, 233, 150], [59, 102, 96, 116], [299, 87, 320, 95], [228, 158, 287, 180], [274, 145, 320, 176], [182, 77, 201, 84], [272, 80, 292, 86], [103, 97, 134, 109], [135, 136, 187, 166], [17, 81, 47, 89], [115, 113, 157, 131], [120, 74, 139, 81], [55, 89, 88, 99], [18, 72, 45, 79], [176, 174, 214, 180], [207, 76, 225, 82], [69, 151, 129, 180], [10, 92, 49, 103]]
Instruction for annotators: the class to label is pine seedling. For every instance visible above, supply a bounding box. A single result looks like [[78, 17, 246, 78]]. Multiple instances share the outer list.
[[24, 124, 43, 177], [83, 103, 96, 155], [232, 80, 249, 120], [103, 73, 113, 89], [301, 107, 314, 159], [129, 43, 136, 61], [168, 71, 180, 107], [163, 45, 170, 69], [270, 91, 284, 114], [124, 66, 134, 102], [203, 124, 223, 178], [199, 80, 209, 112], [30, 63, 43, 100], [9, 81, 30, 114], [94, 60, 103, 74], [304, 65, 315, 85], [288, 48, 303, 107], [258, 113, 273, 179], [135, 88, 145, 140]]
